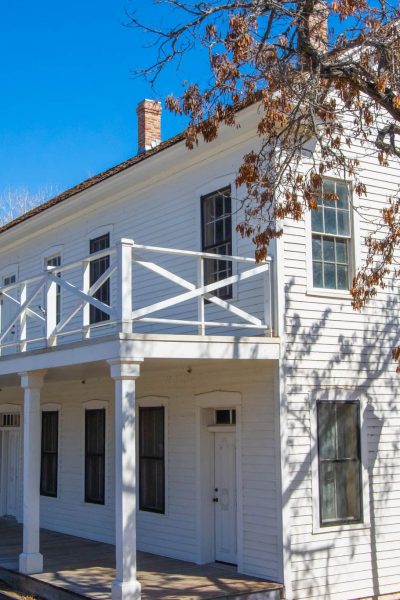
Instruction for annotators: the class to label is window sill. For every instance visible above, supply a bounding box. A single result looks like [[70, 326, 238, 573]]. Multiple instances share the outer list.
[[313, 522, 370, 535], [306, 288, 351, 300]]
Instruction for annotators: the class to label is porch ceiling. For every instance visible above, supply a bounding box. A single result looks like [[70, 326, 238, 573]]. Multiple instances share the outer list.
[[0, 333, 280, 382]]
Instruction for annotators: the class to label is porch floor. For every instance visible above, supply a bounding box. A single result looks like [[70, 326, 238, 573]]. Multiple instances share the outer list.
[[0, 519, 282, 600]]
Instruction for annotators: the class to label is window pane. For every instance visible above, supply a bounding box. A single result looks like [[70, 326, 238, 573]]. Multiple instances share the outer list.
[[313, 262, 323, 288], [324, 207, 337, 234], [90, 235, 110, 324], [323, 180, 335, 203], [139, 407, 165, 513], [336, 461, 362, 521], [337, 403, 359, 458], [318, 403, 336, 459], [337, 210, 350, 236], [336, 183, 349, 210], [320, 462, 337, 522], [312, 236, 322, 260], [311, 209, 323, 233], [324, 263, 336, 288], [85, 409, 105, 504], [40, 411, 59, 497], [323, 237, 335, 262], [335, 239, 348, 264], [336, 265, 348, 290]]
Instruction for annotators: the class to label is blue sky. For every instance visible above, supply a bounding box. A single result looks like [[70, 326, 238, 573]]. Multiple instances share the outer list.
[[0, 1, 195, 200]]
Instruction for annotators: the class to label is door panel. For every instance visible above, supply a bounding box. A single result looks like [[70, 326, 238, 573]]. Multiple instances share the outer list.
[[214, 431, 237, 564], [1, 430, 20, 518]]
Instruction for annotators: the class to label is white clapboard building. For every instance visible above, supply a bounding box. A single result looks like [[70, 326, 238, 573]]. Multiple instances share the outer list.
[[0, 99, 399, 600]]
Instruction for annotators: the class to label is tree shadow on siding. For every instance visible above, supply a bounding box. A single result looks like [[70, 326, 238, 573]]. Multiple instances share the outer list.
[[281, 277, 400, 599]]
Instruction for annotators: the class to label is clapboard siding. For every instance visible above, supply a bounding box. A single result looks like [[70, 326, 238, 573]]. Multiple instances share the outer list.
[[282, 132, 400, 599]]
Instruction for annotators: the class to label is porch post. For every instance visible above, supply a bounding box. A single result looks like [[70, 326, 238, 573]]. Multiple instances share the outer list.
[[108, 358, 143, 600], [19, 370, 46, 575]]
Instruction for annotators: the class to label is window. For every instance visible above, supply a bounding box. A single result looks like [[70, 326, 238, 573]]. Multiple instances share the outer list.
[[46, 255, 61, 324], [40, 411, 59, 497], [317, 401, 362, 526], [3, 274, 16, 286], [85, 409, 106, 504], [1, 413, 20, 428], [139, 407, 165, 513], [201, 187, 232, 299], [89, 233, 110, 324], [215, 409, 236, 425], [311, 180, 351, 290]]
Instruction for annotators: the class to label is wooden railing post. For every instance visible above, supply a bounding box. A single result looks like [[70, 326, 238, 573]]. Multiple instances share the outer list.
[[46, 269, 58, 347], [197, 256, 205, 335], [82, 259, 91, 339], [20, 283, 27, 352], [117, 239, 134, 335], [264, 261, 273, 336]]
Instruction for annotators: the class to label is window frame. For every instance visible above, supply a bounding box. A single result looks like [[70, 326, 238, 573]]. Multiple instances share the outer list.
[[310, 390, 370, 534], [137, 396, 169, 516], [84, 406, 106, 505], [201, 186, 233, 300], [306, 178, 361, 299], [40, 409, 59, 498]]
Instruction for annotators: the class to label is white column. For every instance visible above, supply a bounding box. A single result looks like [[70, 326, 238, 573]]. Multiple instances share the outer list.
[[19, 370, 46, 575], [108, 358, 143, 600]]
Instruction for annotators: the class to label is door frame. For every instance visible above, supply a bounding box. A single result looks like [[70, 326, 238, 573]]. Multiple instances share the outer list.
[[0, 404, 22, 519], [195, 390, 243, 571]]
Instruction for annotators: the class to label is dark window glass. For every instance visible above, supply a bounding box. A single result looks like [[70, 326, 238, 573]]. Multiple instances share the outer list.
[[201, 187, 232, 299], [311, 181, 351, 290], [139, 407, 165, 513], [215, 409, 236, 425], [85, 409, 106, 504], [40, 411, 59, 497], [317, 401, 362, 526], [47, 255, 61, 324], [89, 233, 110, 324]]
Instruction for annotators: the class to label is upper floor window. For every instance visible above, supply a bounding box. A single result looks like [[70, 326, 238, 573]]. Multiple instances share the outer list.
[[89, 234, 110, 324], [311, 181, 351, 290], [46, 255, 61, 324], [317, 401, 362, 526], [201, 186, 232, 299]]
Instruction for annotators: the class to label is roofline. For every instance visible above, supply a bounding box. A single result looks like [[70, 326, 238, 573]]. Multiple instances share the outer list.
[[0, 131, 185, 237]]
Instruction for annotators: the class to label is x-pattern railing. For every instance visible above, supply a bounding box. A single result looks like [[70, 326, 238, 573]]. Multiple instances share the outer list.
[[0, 239, 272, 354]]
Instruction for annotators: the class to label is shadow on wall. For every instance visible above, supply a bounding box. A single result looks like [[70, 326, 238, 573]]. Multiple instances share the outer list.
[[281, 277, 400, 599]]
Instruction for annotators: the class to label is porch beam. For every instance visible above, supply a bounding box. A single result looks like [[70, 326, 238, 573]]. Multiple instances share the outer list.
[[108, 358, 143, 600], [19, 370, 47, 575]]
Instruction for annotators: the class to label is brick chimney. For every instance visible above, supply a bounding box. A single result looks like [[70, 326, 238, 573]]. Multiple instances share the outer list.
[[136, 99, 162, 154]]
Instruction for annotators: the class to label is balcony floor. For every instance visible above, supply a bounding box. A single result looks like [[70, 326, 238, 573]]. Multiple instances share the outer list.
[[0, 519, 282, 600]]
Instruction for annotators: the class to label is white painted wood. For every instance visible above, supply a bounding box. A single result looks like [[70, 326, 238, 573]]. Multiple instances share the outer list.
[[117, 240, 134, 335], [19, 371, 46, 575], [214, 430, 237, 564], [1, 430, 21, 517], [108, 359, 142, 600]]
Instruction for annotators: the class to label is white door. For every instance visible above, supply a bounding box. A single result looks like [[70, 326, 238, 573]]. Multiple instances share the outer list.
[[214, 431, 237, 564], [1, 430, 20, 517]]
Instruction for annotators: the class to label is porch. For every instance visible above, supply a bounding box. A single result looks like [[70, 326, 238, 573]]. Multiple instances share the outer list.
[[0, 520, 283, 600]]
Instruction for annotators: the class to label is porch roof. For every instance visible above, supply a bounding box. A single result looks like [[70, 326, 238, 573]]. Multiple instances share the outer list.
[[0, 332, 280, 381], [0, 520, 283, 600]]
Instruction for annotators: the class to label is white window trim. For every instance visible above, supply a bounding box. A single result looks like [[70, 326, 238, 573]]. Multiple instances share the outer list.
[[310, 388, 371, 535], [81, 399, 109, 508], [137, 395, 169, 518], [305, 178, 361, 299], [41, 246, 64, 266], [40, 403, 62, 501]]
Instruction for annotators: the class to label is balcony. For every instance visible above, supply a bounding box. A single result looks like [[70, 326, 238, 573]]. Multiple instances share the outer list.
[[0, 240, 274, 357]]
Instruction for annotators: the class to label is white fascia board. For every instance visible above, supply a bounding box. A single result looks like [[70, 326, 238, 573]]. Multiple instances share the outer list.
[[0, 332, 279, 376]]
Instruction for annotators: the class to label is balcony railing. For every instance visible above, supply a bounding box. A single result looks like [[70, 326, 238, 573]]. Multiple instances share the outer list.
[[0, 239, 273, 355]]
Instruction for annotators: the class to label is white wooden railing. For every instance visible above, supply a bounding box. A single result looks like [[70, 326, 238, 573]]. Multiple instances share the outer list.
[[0, 239, 273, 355]]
